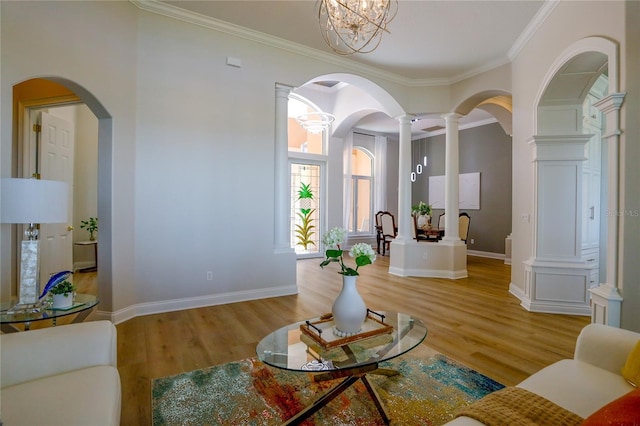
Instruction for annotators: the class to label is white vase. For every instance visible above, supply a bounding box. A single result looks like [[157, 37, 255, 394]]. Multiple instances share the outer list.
[[52, 293, 73, 309], [332, 275, 367, 336], [417, 215, 429, 227]]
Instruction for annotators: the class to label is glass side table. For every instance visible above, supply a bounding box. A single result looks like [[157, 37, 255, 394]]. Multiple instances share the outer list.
[[257, 311, 427, 425], [0, 293, 99, 333]]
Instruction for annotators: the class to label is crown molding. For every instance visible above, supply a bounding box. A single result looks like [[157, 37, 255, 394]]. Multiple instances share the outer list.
[[508, 0, 559, 60], [130, 0, 426, 87], [131, 0, 553, 89]]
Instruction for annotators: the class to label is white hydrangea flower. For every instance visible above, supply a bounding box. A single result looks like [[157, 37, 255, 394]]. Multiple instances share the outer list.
[[349, 243, 376, 263], [322, 227, 346, 248]]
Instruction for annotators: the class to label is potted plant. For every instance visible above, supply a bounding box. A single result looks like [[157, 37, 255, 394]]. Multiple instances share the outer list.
[[80, 217, 98, 241], [411, 201, 432, 226], [50, 280, 76, 309]]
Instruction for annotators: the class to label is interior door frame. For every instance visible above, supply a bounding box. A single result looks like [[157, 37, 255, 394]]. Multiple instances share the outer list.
[[18, 95, 80, 178], [17, 96, 81, 290]]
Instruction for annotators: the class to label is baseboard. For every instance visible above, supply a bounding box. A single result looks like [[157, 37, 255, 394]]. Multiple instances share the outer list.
[[73, 261, 95, 272], [388, 266, 468, 279], [467, 250, 506, 260], [109, 285, 299, 325]]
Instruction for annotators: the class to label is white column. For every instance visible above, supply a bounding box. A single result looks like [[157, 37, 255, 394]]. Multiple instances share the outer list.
[[442, 113, 461, 242], [395, 114, 413, 241], [590, 93, 625, 327], [274, 84, 293, 252]]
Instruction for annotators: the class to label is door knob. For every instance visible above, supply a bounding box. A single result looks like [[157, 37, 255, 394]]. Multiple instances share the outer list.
[[68, 225, 74, 231]]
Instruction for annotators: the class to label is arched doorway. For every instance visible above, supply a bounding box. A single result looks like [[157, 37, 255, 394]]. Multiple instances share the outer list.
[[524, 37, 624, 325], [10, 77, 114, 313]]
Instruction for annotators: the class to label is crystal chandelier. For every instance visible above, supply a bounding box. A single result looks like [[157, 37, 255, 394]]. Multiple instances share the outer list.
[[318, 0, 398, 55], [296, 112, 336, 134]]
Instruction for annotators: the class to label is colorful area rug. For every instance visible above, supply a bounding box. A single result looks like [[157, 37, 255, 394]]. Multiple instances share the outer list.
[[152, 345, 503, 425]]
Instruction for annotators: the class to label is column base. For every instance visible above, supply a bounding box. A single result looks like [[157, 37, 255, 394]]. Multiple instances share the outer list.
[[589, 284, 622, 327], [388, 240, 467, 278], [521, 258, 593, 316]]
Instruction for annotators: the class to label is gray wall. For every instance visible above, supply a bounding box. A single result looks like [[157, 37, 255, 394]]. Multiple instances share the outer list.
[[411, 122, 512, 255]]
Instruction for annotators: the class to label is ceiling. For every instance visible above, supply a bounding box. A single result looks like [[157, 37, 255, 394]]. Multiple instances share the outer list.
[[158, 0, 548, 136]]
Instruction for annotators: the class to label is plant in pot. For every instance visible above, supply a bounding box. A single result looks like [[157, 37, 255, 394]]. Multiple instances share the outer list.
[[411, 201, 432, 227], [50, 280, 76, 309], [80, 217, 98, 241]]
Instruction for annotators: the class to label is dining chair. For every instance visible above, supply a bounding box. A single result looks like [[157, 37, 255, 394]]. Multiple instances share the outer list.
[[379, 211, 397, 256], [459, 212, 471, 243], [374, 211, 385, 254]]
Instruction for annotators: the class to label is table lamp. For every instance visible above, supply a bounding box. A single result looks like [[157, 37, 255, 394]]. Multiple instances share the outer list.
[[1, 178, 69, 311]]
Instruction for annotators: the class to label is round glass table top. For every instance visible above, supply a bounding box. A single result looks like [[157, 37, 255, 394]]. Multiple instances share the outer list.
[[256, 311, 427, 373], [0, 293, 99, 325]]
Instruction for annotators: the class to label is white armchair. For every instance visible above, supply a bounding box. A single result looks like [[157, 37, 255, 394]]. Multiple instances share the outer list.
[[1, 320, 121, 426]]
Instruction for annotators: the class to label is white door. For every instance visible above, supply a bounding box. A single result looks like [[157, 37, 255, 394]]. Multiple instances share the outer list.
[[38, 111, 75, 287]]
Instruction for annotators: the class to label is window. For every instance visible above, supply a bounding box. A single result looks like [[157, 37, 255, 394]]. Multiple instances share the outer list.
[[287, 95, 328, 257], [287, 96, 324, 155], [349, 147, 373, 234]]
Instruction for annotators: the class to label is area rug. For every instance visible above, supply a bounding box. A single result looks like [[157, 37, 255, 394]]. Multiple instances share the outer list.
[[152, 345, 504, 425]]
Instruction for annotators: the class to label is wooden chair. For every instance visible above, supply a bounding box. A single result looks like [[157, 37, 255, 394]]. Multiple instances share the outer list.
[[459, 212, 471, 243], [374, 211, 385, 253], [379, 211, 397, 256]]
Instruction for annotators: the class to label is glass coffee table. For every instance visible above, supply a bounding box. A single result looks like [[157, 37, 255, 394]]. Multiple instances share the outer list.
[[0, 293, 99, 333], [256, 311, 427, 425]]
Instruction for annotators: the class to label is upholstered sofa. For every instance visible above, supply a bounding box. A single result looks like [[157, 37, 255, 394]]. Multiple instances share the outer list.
[[1, 320, 121, 425], [447, 323, 639, 425]]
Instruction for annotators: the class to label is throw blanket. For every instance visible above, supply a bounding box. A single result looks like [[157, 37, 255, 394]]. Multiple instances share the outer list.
[[456, 386, 584, 426]]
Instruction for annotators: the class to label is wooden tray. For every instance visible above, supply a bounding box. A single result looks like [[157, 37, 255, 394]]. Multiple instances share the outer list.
[[300, 311, 394, 349]]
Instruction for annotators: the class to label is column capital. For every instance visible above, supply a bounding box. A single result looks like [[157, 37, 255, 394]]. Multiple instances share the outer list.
[[442, 112, 462, 122], [395, 113, 414, 124], [593, 92, 625, 114], [275, 83, 293, 98]]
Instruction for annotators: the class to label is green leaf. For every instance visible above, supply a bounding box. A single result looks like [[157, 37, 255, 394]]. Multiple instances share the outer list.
[[355, 256, 372, 267], [325, 249, 342, 258], [320, 258, 338, 268], [342, 268, 359, 276]]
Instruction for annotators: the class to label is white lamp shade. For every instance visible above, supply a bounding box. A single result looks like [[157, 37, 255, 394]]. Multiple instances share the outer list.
[[1, 178, 69, 224]]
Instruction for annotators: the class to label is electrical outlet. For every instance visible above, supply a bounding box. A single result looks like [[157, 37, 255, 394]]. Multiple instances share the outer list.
[[423, 252, 428, 259], [206, 271, 213, 281], [470, 239, 475, 244]]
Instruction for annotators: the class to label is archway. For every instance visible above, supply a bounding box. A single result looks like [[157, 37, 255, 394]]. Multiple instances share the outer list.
[[11, 77, 114, 313], [524, 37, 623, 325], [289, 74, 405, 249]]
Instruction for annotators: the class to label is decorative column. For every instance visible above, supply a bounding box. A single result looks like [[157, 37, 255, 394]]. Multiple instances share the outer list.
[[589, 93, 625, 327], [274, 84, 294, 253], [395, 114, 413, 241], [442, 113, 461, 242]]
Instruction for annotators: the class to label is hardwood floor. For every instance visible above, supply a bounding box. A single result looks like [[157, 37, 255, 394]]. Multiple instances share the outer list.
[[110, 255, 588, 424]]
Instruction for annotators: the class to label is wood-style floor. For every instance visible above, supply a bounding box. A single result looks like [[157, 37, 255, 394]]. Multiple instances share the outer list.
[[86, 255, 589, 425]]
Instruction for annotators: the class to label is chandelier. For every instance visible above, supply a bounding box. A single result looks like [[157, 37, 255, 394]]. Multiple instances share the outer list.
[[317, 0, 398, 55], [296, 112, 336, 134]]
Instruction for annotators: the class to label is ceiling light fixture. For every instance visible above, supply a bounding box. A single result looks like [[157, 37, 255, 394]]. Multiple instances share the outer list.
[[296, 112, 335, 134], [318, 0, 398, 55]]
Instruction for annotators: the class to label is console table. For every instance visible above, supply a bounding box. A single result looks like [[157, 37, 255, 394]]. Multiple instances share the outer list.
[[0, 293, 99, 333]]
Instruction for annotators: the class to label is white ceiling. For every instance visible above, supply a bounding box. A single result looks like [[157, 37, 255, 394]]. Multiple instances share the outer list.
[[162, 0, 546, 81], [158, 1, 548, 137]]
